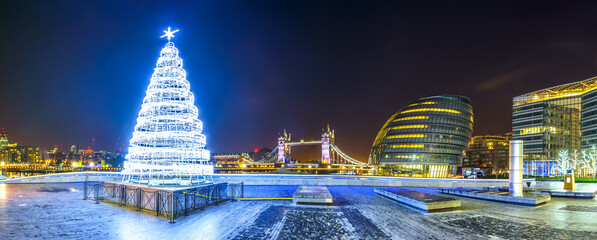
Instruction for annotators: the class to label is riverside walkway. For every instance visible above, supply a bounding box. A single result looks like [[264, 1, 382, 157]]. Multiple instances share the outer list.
[[1, 184, 597, 239], [1, 172, 536, 188]]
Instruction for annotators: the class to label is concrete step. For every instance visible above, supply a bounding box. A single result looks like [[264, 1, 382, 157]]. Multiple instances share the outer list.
[[375, 188, 460, 212], [293, 186, 333, 204], [439, 188, 550, 206], [531, 189, 596, 199]]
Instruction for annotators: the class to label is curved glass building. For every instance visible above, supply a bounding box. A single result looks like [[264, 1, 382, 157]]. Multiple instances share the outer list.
[[369, 95, 473, 178]]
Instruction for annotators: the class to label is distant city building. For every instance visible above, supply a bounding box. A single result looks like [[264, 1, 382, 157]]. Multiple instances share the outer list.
[[0, 129, 45, 165], [251, 147, 273, 161], [211, 153, 250, 173], [70, 144, 80, 153], [464, 134, 510, 176], [210, 153, 276, 173], [0, 128, 8, 149], [370, 95, 474, 178], [1, 146, 46, 165], [512, 76, 597, 175]]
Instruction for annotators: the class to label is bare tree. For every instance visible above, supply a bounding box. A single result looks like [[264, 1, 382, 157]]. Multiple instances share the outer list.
[[570, 149, 581, 172], [581, 145, 597, 180], [553, 149, 571, 176]]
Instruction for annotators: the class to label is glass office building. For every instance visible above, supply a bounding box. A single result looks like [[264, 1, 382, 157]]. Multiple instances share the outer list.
[[512, 76, 597, 176], [370, 95, 473, 178], [464, 134, 510, 175]]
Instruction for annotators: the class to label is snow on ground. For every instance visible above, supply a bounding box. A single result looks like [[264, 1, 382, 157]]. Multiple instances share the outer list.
[[1, 183, 597, 239]]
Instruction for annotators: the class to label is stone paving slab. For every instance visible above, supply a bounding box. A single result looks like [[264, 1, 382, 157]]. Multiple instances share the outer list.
[[439, 187, 550, 206], [2, 184, 597, 239], [560, 205, 597, 212], [443, 215, 597, 239], [374, 188, 460, 212], [231, 206, 390, 240]]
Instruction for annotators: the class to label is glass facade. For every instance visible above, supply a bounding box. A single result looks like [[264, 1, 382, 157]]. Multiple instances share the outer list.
[[464, 134, 510, 175], [370, 95, 474, 178], [512, 76, 597, 176], [581, 89, 597, 148], [512, 97, 581, 166]]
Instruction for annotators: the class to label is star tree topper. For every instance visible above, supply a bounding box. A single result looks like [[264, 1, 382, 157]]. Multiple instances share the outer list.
[[161, 27, 179, 41]]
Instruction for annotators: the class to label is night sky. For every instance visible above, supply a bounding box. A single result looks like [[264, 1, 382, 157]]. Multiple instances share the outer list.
[[3, 1, 597, 161]]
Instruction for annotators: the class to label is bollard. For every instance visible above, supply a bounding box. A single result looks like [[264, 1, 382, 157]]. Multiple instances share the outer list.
[[564, 170, 576, 190]]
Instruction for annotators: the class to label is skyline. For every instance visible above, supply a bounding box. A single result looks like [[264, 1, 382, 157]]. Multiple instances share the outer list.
[[4, 1, 597, 160]]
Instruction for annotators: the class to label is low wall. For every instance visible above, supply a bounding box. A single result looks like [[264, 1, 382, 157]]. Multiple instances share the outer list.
[[213, 174, 536, 188], [1, 172, 536, 188], [0, 172, 122, 183]]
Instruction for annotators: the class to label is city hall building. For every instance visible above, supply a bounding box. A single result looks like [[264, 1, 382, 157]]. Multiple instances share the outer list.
[[512, 76, 597, 176], [369, 95, 473, 178]]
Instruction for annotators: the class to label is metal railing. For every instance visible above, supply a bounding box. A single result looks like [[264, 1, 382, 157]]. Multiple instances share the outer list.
[[83, 181, 244, 223]]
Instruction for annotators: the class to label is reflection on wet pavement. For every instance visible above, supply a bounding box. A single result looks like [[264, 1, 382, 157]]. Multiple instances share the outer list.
[[0, 183, 597, 239]]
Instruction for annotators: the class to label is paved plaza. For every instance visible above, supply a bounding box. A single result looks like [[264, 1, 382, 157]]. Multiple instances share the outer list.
[[1, 183, 597, 239]]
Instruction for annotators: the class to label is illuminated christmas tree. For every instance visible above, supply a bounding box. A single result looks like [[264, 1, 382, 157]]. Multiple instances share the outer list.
[[122, 28, 212, 186]]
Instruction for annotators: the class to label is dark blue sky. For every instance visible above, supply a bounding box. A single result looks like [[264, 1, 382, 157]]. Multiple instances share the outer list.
[[3, 1, 597, 160]]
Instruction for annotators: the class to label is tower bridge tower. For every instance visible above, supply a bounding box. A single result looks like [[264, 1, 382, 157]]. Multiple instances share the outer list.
[[277, 136, 285, 163], [277, 129, 291, 163], [321, 125, 334, 164]]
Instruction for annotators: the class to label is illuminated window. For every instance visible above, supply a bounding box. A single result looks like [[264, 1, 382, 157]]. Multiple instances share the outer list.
[[393, 116, 429, 122], [386, 134, 427, 139], [518, 126, 558, 135], [389, 144, 425, 148], [400, 108, 460, 114], [383, 154, 419, 159], [390, 125, 428, 130], [408, 101, 436, 107]]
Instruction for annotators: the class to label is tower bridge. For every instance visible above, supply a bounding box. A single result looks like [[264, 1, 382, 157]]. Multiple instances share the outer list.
[[257, 126, 367, 166], [213, 126, 371, 174]]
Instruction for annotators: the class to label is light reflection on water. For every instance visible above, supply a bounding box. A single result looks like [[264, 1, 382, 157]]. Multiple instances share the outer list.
[[5, 172, 44, 178]]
